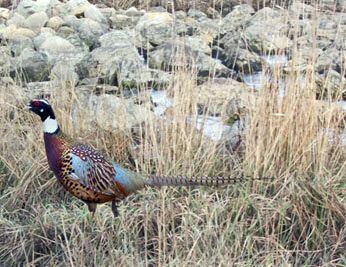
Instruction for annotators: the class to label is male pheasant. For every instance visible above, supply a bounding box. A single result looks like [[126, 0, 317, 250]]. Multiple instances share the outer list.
[[27, 99, 268, 217]]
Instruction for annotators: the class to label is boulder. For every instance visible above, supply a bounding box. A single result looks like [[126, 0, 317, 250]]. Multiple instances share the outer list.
[[149, 39, 233, 78], [39, 35, 85, 65], [222, 4, 255, 33], [316, 70, 346, 98], [33, 30, 55, 50], [289, 3, 315, 19], [26, 80, 58, 93], [197, 78, 253, 117], [57, 26, 75, 37], [40, 35, 75, 54], [73, 94, 155, 132], [47, 16, 64, 30], [315, 47, 342, 73], [62, 14, 82, 31], [77, 18, 107, 48], [24, 11, 49, 32], [0, 25, 35, 55], [1, 25, 36, 39], [7, 13, 26, 27], [244, 7, 291, 53], [196, 18, 223, 43], [98, 7, 116, 20], [221, 31, 262, 72], [109, 14, 135, 29], [15, 0, 51, 17], [135, 12, 174, 45], [187, 8, 207, 21], [50, 61, 79, 85], [65, 0, 91, 16], [76, 30, 170, 88], [11, 48, 50, 82], [125, 6, 145, 17], [84, 5, 107, 24], [0, 8, 10, 21]]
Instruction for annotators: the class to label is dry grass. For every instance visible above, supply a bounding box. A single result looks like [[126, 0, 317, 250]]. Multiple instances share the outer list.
[[1, 2, 346, 267]]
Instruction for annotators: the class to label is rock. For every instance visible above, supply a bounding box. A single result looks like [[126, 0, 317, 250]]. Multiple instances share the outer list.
[[77, 18, 107, 48], [110, 14, 134, 29], [187, 8, 207, 21], [65, 0, 91, 16], [101, 28, 152, 50], [62, 14, 82, 31], [0, 8, 10, 21], [33, 30, 55, 50], [84, 5, 107, 24], [46, 0, 67, 17], [65, 33, 89, 54], [9, 36, 34, 56], [77, 30, 169, 88], [222, 4, 254, 33], [98, 30, 134, 47], [175, 11, 186, 19], [125, 6, 145, 17], [24, 11, 49, 32], [244, 7, 291, 53], [184, 36, 211, 54], [316, 14, 338, 47], [74, 94, 155, 132], [39, 36, 86, 65], [289, 3, 315, 19], [206, 7, 220, 19], [50, 61, 79, 85], [77, 30, 142, 84], [11, 48, 50, 82], [221, 31, 262, 72], [316, 47, 343, 73], [227, 48, 262, 73], [1, 25, 35, 55], [148, 39, 233, 78], [318, 0, 346, 12], [197, 78, 253, 117], [316, 70, 346, 98], [26, 80, 58, 93], [149, 6, 167, 13], [57, 26, 75, 37], [7, 13, 26, 27], [1, 25, 36, 39], [98, 7, 116, 20], [196, 18, 223, 43], [15, 0, 51, 17], [135, 12, 174, 45], [47, 16, 64, 30], [40, 35, 75, 53]]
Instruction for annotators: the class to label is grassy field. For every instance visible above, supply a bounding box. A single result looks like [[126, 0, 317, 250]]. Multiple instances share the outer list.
[[1, 2, 346, 267]]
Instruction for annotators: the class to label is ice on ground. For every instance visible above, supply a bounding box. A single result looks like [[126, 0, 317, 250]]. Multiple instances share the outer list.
[[150, 90, 173, 116]]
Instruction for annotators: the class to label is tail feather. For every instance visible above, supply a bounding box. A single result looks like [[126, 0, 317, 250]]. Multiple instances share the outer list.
[[146, 175, 273, 187]]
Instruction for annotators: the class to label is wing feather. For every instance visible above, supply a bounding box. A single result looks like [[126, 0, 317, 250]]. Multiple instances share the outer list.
[[68, 144, 124, 196]]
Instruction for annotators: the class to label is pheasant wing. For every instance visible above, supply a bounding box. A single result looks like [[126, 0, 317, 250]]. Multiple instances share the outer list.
[[67, 144, 120, 196]]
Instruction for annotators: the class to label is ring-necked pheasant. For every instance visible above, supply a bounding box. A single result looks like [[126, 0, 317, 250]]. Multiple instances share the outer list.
[[27, 99, 269, 217]]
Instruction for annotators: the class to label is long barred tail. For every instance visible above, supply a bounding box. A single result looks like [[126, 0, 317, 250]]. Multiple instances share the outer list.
[[146, 175, 273, 187]]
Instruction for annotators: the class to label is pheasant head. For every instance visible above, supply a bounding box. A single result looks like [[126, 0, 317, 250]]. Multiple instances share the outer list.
[[27, 99, 59, 134]]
